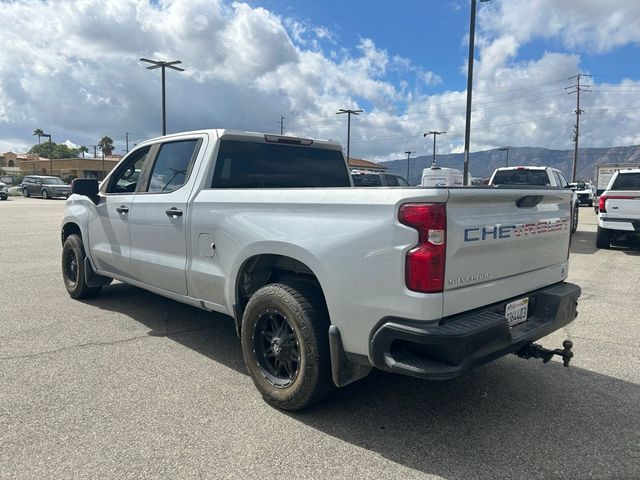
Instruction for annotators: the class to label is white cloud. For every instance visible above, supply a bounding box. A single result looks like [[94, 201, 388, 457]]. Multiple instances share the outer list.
[[0, 0, 639, 166], [479, 0, 640, 53]]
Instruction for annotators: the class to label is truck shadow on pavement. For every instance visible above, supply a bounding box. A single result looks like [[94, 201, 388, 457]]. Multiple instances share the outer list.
[[84, 283, 639, 480], [570, 230, 598, 255]]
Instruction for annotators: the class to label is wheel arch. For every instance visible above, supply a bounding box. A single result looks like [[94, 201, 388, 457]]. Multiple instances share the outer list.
[[232, 253, 330, 336], [61, 221, 82, 245]]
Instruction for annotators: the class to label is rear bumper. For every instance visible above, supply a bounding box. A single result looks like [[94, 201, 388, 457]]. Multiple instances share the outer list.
[[370, 282, 581, 380], [599, 217, 640, 232]]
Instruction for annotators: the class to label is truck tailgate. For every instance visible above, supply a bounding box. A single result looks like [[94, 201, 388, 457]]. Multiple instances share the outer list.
[[443, 188, 572, 317], [603, 190, 640, 220]]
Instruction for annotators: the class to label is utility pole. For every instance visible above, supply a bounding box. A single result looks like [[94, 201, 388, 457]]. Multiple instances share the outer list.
[[463, 0, 491, 185], [498, 147, 510, 167], [125, 132, 129, 153], [280, 116, 285, 135], [336, 108, 363, 164], [424, 131, 446, 166], [404, 151, 415, 183], [566, 74, 592, 182], [140, 58, 185, 136]]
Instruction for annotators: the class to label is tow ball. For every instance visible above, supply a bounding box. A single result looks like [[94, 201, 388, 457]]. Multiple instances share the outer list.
[[515, 340, 574, 367]]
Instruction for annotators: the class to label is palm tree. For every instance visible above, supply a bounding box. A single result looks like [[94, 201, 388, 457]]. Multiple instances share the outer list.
[[98, 136, 114, 157], [79, 145, 89, 158], [33, 128, 44, 145]]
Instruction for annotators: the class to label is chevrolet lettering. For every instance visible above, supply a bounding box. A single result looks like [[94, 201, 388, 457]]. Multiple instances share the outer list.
[[464, 217, 570, 243]]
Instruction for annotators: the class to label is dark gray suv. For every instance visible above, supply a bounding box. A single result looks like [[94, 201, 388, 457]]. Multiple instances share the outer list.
[[21, 175, 71, 199]]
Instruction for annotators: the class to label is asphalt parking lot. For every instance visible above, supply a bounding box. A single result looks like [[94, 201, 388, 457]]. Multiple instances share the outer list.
[[1, 196, 639, 480]]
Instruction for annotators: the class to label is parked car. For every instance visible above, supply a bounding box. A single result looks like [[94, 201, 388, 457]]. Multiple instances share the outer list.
[[21, 175, 71, 199], [0, 181, 7, 200], [596, 168, 640, 248], [62, 129, 580, 410], [569, 181, 595, 207], [489, 166, 580, 233], [351, 170, 409, 186]]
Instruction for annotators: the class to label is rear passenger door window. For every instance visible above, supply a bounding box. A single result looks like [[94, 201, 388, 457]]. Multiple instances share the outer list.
[[146, 140, 199, 193]]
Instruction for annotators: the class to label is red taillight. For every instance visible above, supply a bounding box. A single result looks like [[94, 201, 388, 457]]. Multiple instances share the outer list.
[[599, 195, 607, 213], [398, 203, 446, 293]]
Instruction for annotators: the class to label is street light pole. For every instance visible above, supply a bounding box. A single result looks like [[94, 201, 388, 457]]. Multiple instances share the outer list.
[[41, 133, 52, 175], [498, 147, 510, 167], [140, 58, 185, 136], [336, 108, 363, 164], [404, 151, 415, 182], [424, 131, 446, 166], [463, 0, 490, 185]]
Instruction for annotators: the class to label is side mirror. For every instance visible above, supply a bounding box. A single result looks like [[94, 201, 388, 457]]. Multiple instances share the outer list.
[[71, 178, 99, 203]]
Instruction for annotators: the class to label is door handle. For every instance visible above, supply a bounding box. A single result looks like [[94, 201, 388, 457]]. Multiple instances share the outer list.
[[116, 206, 129, 214], [165, 207, 183, 218]]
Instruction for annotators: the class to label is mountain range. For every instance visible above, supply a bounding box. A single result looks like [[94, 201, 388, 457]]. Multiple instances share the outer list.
[[380, 145, 640, 185]]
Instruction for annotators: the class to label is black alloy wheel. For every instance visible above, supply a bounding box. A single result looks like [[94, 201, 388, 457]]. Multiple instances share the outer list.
[[241, 282, 334, 410], [61, 234, 103, 298], [253, 308, 301, 388], [63, 247, 79, 289]]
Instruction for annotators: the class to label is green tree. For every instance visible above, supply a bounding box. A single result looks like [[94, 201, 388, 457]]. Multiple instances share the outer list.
[[79, 145, 89, 158], [28, 142, 80, 159], [33, 128, 44, 145], [98, 136, 114, 157]]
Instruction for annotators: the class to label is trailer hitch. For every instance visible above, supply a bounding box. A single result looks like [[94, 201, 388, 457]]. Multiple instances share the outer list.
[[515, 340, 574, 367]]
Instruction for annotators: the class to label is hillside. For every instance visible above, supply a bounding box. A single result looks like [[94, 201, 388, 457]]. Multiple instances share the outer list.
[[380, 145, 640, 185]]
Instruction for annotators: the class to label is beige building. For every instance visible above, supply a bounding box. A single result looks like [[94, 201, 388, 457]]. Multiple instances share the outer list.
[[1, 151, 122, 181]]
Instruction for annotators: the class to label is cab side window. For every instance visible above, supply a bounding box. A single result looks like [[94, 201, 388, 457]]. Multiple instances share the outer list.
[[106, 147, 151, 194], [557, 172, 569, 188], [146, 140, 199, 193]]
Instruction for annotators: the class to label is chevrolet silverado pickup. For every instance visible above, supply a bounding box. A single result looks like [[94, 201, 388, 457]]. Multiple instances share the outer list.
[[61, 129, 580, 410]]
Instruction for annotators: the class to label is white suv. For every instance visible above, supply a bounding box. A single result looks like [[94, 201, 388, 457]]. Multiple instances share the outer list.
[[596, 168, 640, 248], [489, 166, 579, 233]]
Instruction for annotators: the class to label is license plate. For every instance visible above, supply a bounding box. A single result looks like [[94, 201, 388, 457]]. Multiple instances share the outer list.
[[505, 297, 529, 327]]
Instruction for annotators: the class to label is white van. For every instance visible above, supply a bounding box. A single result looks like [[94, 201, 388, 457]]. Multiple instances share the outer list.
[[420, 166, 464, 187]]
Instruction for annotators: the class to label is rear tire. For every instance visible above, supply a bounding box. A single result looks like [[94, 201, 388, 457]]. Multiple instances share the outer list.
[[22, 188, 29, 197], [596, 226, 612, 249], [241, 282, 334, 411], [571, 204, 579, 233], [62, 234, 103, 298]]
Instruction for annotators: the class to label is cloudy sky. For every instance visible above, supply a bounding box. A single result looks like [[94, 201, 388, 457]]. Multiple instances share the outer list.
[[1, 0, 639, 161]]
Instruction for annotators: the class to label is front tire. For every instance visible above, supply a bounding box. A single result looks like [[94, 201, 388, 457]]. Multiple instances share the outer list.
[[62, 234, 103, 298], [22, 188, 29, 197], [596, 226, 612, 249], [241, 283, 334, 411], [571, 204, 579, 233], [42, 189, 49, 199]]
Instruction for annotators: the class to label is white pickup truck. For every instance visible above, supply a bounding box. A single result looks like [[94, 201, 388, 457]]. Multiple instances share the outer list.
[[61, 129, 580, 410], [596, 168, 640, 248]]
